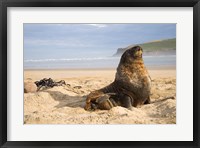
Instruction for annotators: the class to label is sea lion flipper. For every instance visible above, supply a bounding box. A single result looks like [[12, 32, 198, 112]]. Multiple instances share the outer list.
[[85, 93, 118, 110], [84, 90, 104, 110], [96, 94, 113, 110], [120, 94, 133, 109]]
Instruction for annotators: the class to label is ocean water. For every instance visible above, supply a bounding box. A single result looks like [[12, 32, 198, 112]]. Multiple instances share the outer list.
[[24, 55, 176, 69]]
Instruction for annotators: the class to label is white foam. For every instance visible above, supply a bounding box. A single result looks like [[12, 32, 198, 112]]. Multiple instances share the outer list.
[[24, 57, 120, 63]]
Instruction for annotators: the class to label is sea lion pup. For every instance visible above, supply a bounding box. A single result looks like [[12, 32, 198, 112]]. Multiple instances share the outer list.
[[84, 46, 151, 110]]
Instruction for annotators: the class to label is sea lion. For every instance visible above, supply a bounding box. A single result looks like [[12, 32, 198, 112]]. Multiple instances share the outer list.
[[84, 46, 151, 110]]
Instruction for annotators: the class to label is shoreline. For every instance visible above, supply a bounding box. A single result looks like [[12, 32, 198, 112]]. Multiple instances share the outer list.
[[24, 65, 176, 71]]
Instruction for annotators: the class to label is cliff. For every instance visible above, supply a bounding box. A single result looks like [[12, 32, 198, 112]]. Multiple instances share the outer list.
[[113, 38, 176, 56]]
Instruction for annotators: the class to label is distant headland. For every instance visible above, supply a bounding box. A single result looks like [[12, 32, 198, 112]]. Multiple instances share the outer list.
[[113, 38, 176, 56]]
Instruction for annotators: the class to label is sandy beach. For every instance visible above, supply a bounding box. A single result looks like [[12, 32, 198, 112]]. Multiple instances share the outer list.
[[24, 67, 176, 124]]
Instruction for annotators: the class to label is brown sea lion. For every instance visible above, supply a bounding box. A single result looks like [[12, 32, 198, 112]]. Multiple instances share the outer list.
[[84, 46, 151, 110]]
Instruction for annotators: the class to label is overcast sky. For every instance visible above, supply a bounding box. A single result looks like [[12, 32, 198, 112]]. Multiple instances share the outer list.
[[24, 24, 176, 60]]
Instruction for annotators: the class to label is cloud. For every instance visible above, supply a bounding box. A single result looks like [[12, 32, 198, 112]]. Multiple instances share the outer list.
[[86, 24, 107, 28], [24, 39, 95, 48]]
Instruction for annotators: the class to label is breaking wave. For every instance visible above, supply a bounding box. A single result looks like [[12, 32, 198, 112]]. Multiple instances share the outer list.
[[24, 57, 120, 62]]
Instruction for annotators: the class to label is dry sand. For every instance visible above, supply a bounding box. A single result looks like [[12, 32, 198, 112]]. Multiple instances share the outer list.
[[24, 68, 176, 124]]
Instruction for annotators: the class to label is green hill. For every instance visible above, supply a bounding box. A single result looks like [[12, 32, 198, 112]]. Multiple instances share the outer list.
[[113, 38, 176, 56]]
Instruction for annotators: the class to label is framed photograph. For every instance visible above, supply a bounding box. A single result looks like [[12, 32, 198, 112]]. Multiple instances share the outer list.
[[0, 0, 199, 148]]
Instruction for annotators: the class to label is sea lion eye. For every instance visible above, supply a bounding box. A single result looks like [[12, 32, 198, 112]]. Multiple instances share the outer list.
[[139, 47, 143, 52]]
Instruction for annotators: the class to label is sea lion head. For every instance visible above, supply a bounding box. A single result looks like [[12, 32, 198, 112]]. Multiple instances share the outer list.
[[129, 45, 143, 58], [131, 46, 143, 58], [120, 46, 143, 64]]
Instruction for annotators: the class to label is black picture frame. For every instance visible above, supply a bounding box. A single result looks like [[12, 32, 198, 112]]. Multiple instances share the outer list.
[[0, 0, 199, 148]]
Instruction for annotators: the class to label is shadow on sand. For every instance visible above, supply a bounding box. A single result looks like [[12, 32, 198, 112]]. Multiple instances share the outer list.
[[45, 91, 87, 109]]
